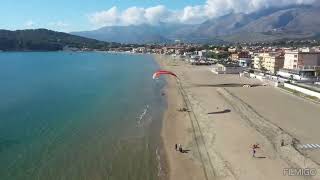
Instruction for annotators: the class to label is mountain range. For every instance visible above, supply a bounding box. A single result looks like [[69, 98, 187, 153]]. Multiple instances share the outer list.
[[72, 5, 320, 44]]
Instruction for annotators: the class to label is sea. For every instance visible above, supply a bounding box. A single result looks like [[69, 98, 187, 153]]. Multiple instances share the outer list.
[[0, 52, 167, 180]]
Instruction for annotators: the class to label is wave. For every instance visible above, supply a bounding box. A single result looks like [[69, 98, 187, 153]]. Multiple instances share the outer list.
[[136, 105, 150, 127], [155, 147, 163, 177]]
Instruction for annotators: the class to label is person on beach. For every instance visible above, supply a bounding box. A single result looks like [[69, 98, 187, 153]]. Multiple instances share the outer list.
[[252, 147, 256, 158], [178, 144, 183, 153], [252, 144, 260, 158], [175, 144, 178, 151]]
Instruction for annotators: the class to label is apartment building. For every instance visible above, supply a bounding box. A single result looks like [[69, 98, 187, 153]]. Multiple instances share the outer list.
[[253, 52, 284, 74], [284, 49, 320, 70]]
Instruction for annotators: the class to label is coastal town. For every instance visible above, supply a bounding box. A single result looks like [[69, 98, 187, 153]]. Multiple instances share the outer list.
[[106, 41, 320, 101]]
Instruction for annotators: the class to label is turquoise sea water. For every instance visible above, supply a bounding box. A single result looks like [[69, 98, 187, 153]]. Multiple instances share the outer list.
[[0, 52, 166, 180]]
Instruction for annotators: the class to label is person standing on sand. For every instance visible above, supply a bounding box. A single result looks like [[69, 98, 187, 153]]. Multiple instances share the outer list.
[[252, 147, 256, 158], [252, 144, 260, 158], [175, 144, 178, 151]]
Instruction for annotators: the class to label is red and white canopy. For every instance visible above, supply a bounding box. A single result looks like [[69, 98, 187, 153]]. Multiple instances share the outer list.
[[152, 70, 177, 79]]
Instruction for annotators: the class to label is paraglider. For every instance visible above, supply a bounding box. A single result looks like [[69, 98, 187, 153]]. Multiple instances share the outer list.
[[152, 70, 177, 79]]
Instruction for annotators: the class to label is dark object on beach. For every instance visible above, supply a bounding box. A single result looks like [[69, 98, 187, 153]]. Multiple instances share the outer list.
[[178, 107, 189, 112], [181, 149, 191, 153], [175, 144, 178, 151], [252, 144, 260, 158], [161, 92, 166, 96], [208, 109, 231, 115], [281, 139, 285, 147], [178, 144, 182, 152]]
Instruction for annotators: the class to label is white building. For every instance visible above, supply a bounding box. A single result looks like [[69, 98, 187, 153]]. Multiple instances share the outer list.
[[198, 50, 207, 57], [277, 68, 319, 81], [284, 50, 320, 70], [211, 64, 245, 74]]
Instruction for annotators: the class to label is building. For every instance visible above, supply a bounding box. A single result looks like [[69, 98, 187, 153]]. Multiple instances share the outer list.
[[198, 50, 207, 58], [284, 50, 320, 70], [238, 58, 252, 67], [253, 52, 284, 74], [228, 47, 238, 53], [231, 51, 251, 61], [211, 64, 245, 74], [277, 68, 319, 81]]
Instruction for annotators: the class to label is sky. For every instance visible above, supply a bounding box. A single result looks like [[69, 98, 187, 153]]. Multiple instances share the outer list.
[[0, 0, 317, 32]]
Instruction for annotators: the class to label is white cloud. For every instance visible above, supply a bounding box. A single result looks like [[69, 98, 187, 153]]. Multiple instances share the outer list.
[[89, 0, 316, 27], [145, 5, 171, 24], [89, 6, 119, 27], [24, 20, 36, 29]]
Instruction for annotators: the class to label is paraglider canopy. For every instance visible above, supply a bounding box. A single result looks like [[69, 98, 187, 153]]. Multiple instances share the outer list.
[[152, 70, 177, 79]]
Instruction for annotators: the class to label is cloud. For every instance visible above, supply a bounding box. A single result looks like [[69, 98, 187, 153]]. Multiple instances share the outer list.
[[88, 5, 176, 27], [89, 6, 119, 27], [204, 0, 316, 16], [145, 5, 172, 24], [24, 20, 36, 29], [89, 0, 317, 27]]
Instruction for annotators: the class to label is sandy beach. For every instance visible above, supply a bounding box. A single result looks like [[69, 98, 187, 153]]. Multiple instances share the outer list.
[[155, 54, 320, 180]]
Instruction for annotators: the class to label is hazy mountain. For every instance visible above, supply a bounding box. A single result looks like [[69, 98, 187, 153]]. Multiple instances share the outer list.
[[73, 5, 320, 43], [0, 29, 119, 51], [72, 23, 198, 44]]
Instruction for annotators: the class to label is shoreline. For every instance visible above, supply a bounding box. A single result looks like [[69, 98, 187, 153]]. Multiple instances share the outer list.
[[154, 54, 206, 180]]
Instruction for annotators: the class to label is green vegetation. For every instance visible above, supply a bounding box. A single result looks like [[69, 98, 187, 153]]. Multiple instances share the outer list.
[[206, 51, 230, 59], [0, 29, 120, 51]]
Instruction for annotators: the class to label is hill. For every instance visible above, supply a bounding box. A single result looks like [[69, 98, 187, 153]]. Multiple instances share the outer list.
[[0, 29, 120, 51], [72, 23, 199, 44], [72, 5, 320, 43]]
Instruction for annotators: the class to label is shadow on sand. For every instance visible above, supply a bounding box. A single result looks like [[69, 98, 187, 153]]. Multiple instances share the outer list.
[[255, 156, 267, 159], [208, 109, 231, 115], [180, 149, 191, 153]]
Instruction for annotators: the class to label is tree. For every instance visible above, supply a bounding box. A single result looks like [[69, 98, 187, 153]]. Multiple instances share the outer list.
[[316, 69, 320, 77], [258, 57, 267, 72]]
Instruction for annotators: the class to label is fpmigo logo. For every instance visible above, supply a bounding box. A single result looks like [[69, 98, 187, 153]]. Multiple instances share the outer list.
[[283, 168, 317, 176]]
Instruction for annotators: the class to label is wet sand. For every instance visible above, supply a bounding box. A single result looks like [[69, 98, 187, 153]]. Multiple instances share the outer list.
[[155, 54, 320, 180], [157, 56, 206, 180]]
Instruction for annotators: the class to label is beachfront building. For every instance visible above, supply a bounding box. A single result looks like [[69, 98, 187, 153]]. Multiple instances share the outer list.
[[211, 64, 245, 74], [277, 68, 319, 81], [238, 58, 252, 67], [284, 49, 320, 70], [253, 52, 284, 74]]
